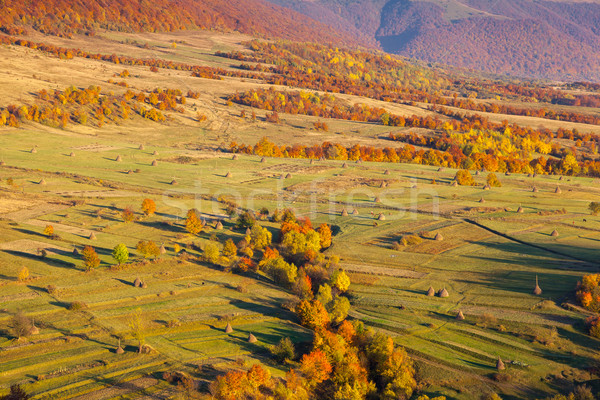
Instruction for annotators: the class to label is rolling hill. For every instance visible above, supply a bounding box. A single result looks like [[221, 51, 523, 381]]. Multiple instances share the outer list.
[[0, 0, 371, 46]]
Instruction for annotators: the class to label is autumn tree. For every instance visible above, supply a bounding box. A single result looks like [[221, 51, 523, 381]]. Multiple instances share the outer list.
[[17, 267, 29, 282], [262, 257, 298, 286], [249, 225, 272, 249], [112, 243, 129, 265], [486, 173, 501, 187], [141, 198, 156, 216], [43, 225, 54, 237], [299, 349, 332, 388], [82, 245, 100, 271], [589, 202, 600, 215], [317, 223, 332, 248], [203, 241, 220, 264], [296, 299, 330, 330], [136, 240, 160, 259], [185, 208, 203, 235], [122, 206, 135, 222], [331, 269, 351, 292], [222, 239, 238, 259], [236, 211, 256, 229], [10, 312, 32, 340], [455, 169, 475, 186], [128, 308, 146, 353]]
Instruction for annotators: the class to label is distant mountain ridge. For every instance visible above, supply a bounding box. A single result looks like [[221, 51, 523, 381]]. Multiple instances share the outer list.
[[0, 0, 370, 47], [266, 0, 600, 81]]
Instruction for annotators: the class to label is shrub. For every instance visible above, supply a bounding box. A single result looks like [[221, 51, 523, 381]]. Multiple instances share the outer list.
[[455, 169, 475, 186], [487, 173, 501, 187], [18, 267, 29, 282], [271, 337, 295, 363], [589, 202, 600, 215], [68, 301, 88, 310], [43, 225, 54, 236], [122, 206, 135, 222], [236, 211, 256, 229]]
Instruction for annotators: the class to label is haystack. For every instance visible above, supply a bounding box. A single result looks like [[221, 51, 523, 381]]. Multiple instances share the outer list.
[[285, 173, 292, 179], [116, 339, 125, 354], [479, 197, 485, 203], [551, 229, 559, 237], [89, 232, 97, 240], [115, 155, 122, 162], [426, 286, 435, 296], [434, 233, 443, 241], [352, 208, 359, 215], [384, 169, 390, 175], [310, 159, 315, 165], [527, 173, 532, 178], [248, 333, 257, 343], [377, 213, 386, 221], [438, 167, 444, 172], [438, 288, 449, 298], [141, 282, 148, 289], [532, 186, 538, 193], [170, 179, 178, 185], [319, 156, 325, 161], [533, 275, 542, 295], [342, 162, 347, 168], [69, 152, 75, 157], [451, 181, 458, 187], [216, 221, 224, 230], [496, 357, 505, 370], [0, 160, 4, 166], [517, 206, 524, 213], [475, 170, 480, 176], [30, 148, 37, 154], [159, 244, 166, 254], [505, 171, 511, 176], [225, 322, 233, 333], [153, 150, 159, 156], [559, 176, 563, 181], [225, 172, 232, 178], [139, 144, 145, 150], [38, 179, 46, 185], [72, 248, 79, 256], [357, 158, 363, 164], [29, 319, 40, 335], [232, 154, 238, 160], [151, 160, 158, 166], [374, 196, 381, 203], [456, 310, 465, 320], [483, 184, 490, 190], [127, 169, 133, 174], [261, 157, 266, 163], [555, 187, 562, 194], [341, 208, 349, 217], [380, 181, 387, 188], [412, 184, 418, 189], [134, 277, 141, 287]]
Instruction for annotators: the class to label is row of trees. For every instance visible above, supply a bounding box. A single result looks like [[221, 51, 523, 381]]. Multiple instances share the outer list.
[[231, 137, 600, 177]]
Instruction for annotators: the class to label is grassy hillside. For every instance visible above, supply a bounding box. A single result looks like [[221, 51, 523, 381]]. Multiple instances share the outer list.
[[0, 28, 600, 399]]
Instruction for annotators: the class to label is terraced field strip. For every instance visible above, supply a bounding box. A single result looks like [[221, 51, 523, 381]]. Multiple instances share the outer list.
[[341, 262, 426, 278]]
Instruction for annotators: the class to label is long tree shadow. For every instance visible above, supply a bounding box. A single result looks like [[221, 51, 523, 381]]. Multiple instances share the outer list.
[[2, 250, 79, 270]]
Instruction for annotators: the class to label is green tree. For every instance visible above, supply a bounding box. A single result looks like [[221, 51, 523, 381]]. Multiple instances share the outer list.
[[112, 243, 129, 265], [329, 296, 350, 324], [271, 337, 295, 363], [236, 211, 256, 229]]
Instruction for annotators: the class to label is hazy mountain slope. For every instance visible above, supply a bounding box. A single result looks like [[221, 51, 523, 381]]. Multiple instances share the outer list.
[[265, 0, 600, 81], [0, 0, 368, 46]]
